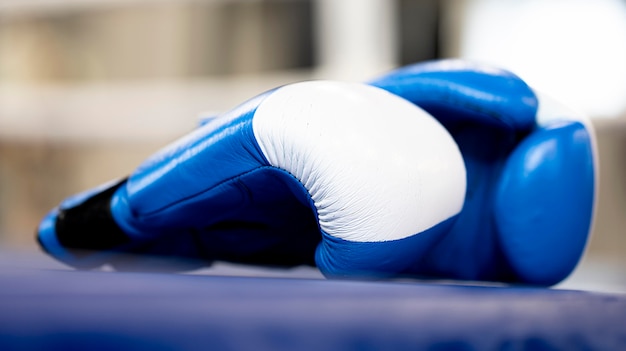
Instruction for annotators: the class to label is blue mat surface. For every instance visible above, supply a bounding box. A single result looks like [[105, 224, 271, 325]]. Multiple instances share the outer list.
[[0, 258, 625, 351]]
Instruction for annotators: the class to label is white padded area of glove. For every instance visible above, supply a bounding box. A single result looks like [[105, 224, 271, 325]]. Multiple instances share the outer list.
[[253, 81, 466, 242]]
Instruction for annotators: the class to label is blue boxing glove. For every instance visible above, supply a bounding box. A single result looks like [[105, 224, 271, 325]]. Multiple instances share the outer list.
[[37, 60, 596, 286], [37, 81, 467, 276], [370, 60, 597, 285]]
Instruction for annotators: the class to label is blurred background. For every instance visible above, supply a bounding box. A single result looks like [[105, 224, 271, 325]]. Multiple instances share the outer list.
[[0, 0, 624, 291]]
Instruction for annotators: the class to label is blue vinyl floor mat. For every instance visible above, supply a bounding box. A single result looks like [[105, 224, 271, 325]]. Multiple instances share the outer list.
[[0, 252, 625, 351]]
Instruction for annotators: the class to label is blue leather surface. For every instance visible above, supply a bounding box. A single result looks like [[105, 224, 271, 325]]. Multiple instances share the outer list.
[[370, 60, 595, 285], [369, 60, 538, 131], [111, 90, 273, 237], [316, 217, 457, 278], [98, 85, 325, 269], [106, 167, 321, 271], [402, 123, 518, 282], [0, 267, 624, 351], [495, 121, 595, 285]]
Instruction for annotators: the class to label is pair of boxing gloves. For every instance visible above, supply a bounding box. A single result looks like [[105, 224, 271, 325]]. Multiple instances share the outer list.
[[37, 59, 596, 286]]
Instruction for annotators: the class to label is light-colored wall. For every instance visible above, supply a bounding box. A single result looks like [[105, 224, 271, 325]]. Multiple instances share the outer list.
[[587, 120, 626, 265]]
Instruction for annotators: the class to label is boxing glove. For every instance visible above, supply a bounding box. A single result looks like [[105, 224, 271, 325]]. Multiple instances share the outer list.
[[37, 60, 596, 286], [370, 59, 597, 285], [37, 81, 467, 277]]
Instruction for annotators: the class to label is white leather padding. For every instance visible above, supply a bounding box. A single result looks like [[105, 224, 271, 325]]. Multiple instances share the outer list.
[[252, 81, 466, 242]]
